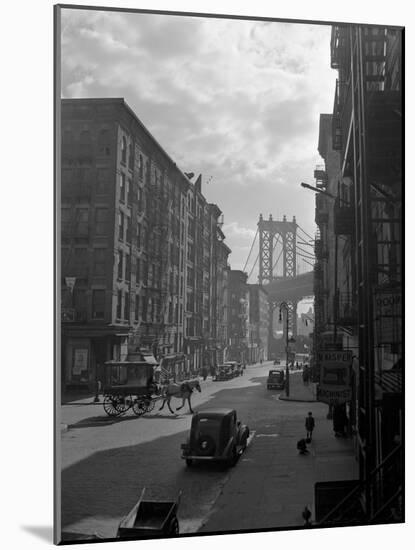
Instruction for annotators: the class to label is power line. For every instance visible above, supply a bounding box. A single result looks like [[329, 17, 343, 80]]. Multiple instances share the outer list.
[[296, 246, 315, 259], [243, 227, 258, 273]]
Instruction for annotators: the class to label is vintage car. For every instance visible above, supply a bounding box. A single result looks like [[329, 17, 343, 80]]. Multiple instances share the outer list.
[[223, 361, 243, 377], [181, 408, 250, 467], [267, 369, 285, 390], [213, 365, 232, 381]]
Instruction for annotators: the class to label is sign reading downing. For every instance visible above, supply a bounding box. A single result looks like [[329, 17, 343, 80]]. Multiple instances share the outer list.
[[317, 350, 352, 405]]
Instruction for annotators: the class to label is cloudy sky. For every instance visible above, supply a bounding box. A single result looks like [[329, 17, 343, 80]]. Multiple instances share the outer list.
[[60, 7, 336, 283]]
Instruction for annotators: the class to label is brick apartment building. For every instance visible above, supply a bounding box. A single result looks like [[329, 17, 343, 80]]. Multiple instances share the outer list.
[[60, 98, 231, 392]]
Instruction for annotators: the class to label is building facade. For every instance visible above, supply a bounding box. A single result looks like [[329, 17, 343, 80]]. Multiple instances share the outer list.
[[248, 285, 269, 363], [60, 98, 231, 391], [313, 25, 402, 523], [227, 270, 250, 364]]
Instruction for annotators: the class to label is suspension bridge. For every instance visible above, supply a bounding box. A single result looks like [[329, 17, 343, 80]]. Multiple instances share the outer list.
[[243, 214, 315, 336]]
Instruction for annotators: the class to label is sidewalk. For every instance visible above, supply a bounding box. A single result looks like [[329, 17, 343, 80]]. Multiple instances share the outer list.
[[279, 371, 317, 402], [199, 391, 358, 532]]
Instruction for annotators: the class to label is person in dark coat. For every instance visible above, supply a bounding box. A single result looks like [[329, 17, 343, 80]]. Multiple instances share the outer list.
[[297, 438, 309, 454], [305, 412, 315, 441]]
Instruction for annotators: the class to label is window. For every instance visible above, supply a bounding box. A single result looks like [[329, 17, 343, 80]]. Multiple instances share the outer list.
[[77, 208, 89, 235], [118, 251, 123, 280], [118, 211, 124, 241], [136, 222, 141, 248], [116, 290, 122, 319], [121, 136, 127, 164], [128, 143, 134, 170], [61, 207, 71, 234], [135, 294, 140, 320], [119, 173, 126, 202], [137, 187, 143, 212], [96, 168, 109, 194], [98, 129, 111, 156], [95, 208, 108, 235], [92, 289, 105, 319], [136, 258, 141, 282], [74, 248, 88, 276], [125, 253, 131, 281], [124, 291, 130, 321], [126, 216, 132, 244], [128, 178, 133, 205], [138, 154, 144, 180], [93, 248, 106, 276]]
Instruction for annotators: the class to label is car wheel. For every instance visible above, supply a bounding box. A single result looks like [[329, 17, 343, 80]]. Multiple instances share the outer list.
[[186, 458, 193, 467], [229, 446, 238, 467]]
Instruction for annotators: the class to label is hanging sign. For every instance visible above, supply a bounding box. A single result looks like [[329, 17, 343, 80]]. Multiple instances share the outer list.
[[317, 350, 352, 404], [374, 289, 402, 345]]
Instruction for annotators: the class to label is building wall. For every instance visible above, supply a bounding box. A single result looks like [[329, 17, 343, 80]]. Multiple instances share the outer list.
[[228, 270, 249, 363], [60, 98, 231, 388]]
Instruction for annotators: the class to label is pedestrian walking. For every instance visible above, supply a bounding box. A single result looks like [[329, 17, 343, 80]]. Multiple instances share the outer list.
[[305, 411, 315, 441]]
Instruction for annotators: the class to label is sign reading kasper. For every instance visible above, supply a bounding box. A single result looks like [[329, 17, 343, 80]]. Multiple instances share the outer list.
[[317, 350, 352, 404]]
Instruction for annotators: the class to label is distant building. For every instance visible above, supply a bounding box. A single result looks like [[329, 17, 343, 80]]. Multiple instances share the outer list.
[[227, 270, 249, 364], [248, 284, 269, 363]]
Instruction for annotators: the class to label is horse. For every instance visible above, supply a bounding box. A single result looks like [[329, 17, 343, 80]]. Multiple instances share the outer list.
[[158, 379, 201, 414]]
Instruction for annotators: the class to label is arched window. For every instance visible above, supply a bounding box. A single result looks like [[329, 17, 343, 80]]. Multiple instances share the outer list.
[[121, 136, 127, 163], [138, 154, 144, 179], [128, 143, 134, 170]]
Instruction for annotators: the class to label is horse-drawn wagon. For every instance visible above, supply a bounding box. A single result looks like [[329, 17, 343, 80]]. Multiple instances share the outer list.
[[102, 360, 159, 417]]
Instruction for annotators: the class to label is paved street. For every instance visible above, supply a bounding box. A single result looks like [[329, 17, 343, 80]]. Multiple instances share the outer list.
[[60, 361, 357, 540]]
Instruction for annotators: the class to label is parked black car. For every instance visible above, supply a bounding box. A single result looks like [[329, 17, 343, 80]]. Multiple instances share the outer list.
[[181, 409, 250, 467], [267, 369, 285, 390]]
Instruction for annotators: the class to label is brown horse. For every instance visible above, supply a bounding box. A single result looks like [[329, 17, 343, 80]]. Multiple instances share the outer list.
[[159, 379, 201, 414]]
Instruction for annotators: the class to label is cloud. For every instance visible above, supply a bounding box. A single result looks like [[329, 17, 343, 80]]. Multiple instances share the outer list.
[[60, 8, 336, 270]]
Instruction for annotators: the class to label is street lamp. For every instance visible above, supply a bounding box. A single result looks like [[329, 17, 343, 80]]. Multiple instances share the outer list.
[[279, 302, 295, 397]]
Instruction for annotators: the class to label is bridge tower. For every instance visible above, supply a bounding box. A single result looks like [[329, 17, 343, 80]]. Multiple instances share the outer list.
[[258, 214, 298, 338]]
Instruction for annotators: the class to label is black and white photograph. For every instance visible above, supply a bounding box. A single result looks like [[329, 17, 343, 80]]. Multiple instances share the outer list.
[[53, 1, 404, 546]]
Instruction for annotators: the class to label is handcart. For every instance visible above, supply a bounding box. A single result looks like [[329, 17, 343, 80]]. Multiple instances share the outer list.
[[117, 488, 181, 538]]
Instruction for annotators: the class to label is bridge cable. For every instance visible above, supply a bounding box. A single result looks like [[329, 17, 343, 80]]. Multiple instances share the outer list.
[[297, 252, 315, 264], [298, 257, 315, 268], [297, 225, 315, 243], [247, 253, 260, 281], [242, 227, 259, 273], [296, 245, 315, 259]]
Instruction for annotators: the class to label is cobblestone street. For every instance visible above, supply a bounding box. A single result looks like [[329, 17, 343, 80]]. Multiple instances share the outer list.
[[60, 362, 357, 541]]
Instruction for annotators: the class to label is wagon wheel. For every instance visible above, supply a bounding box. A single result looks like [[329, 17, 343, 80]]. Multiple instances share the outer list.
[[103, 395, 121, 417], [144, 397, 155, 413], [114, 395, 129, 415], [132, 398, 147, 416]]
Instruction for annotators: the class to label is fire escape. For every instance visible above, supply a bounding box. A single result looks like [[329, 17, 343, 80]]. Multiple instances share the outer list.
[[61, 132, 93, 324], [319, 24, 403, 525]]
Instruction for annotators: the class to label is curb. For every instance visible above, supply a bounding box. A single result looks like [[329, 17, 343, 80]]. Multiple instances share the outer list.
[[279, 397, 317, 403]]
